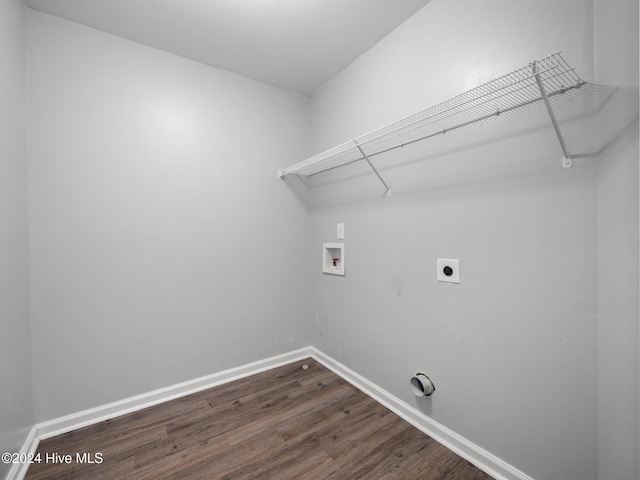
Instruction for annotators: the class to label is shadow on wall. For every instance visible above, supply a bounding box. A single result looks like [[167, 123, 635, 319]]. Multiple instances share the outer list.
[[595, 85, 639, 156], [283, 83, 620, 209]]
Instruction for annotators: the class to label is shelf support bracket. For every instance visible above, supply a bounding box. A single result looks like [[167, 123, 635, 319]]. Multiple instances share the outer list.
[[355, 142, 391, 196], [532, 62, 572, 168]]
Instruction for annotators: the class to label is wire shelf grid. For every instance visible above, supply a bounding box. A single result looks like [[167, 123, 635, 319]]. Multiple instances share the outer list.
[[278, 52, 586, 190]]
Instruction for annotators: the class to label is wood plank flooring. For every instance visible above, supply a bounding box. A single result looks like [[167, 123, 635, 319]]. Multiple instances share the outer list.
[[25, 359, 494, 479]]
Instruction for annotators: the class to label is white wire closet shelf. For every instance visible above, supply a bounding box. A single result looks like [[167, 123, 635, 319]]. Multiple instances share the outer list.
[[278, 52, 586, 196]]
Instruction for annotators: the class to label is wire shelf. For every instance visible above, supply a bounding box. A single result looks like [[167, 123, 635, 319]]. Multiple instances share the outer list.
[[278, 52, 586, 194]]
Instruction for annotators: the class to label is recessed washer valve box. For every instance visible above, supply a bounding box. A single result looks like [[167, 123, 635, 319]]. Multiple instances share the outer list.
[[323, 243, 345, 276]]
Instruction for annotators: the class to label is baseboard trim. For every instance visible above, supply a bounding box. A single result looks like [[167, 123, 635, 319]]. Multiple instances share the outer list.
[[4, 426, 39, 480], [30, 346, 533, 480], [310, 347, 535, 480], [36, 346, 313, 440]]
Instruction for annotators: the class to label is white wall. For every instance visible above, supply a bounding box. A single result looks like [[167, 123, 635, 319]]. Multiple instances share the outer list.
[[27, 10, 313, 422], [308, 1, 600, 479], [594, 0, 640, 479], [0, 0, 34, 476]]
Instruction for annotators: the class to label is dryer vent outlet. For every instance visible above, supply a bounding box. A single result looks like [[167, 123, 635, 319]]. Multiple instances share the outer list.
[[410, 373, 435, 397]]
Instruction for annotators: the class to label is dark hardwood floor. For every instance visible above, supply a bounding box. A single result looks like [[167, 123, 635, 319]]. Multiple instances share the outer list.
[[25, 359, 494, 479]]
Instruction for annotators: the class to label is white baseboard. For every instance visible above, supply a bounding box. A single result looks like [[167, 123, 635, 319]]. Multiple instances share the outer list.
[[4, 426, 39, 480], [36, 346, 313, 440], [310, 347, 535, 480], [27, 346, 532, 480]]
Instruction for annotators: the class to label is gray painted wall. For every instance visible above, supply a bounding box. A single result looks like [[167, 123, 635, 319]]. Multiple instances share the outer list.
[[307, 1, 610, 479], [0, 0, 34, 477], [27, 11, 313, 422], [595, 0, 640, 479]]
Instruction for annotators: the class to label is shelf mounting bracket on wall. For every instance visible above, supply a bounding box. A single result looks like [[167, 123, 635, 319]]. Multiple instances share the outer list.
[[532, 60, 573, 168], [355, 141, 391, 196]]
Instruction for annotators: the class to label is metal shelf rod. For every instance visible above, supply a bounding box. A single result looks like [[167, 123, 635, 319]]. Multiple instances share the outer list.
[[532, 61, 573, 168], [355, 143, 391, 196]]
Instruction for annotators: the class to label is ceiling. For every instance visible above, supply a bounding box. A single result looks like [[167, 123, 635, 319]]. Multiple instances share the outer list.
[[23, 0, 431, 96]]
